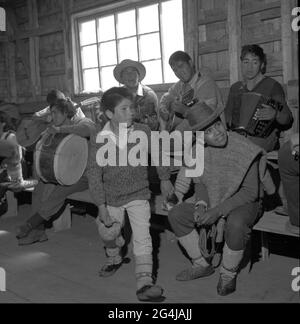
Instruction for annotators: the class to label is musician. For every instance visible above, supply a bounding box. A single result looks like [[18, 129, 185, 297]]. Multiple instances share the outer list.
[[0, 107, 37, 190], [113, 59, 159, 131], [33, 89, 86, 123], [167, 103, 265, 296], [159, 50, 224, 132], [225, 44, 293, 152], [16, 98, 95, 245]]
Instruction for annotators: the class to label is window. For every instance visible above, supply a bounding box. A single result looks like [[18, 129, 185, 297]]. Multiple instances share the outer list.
[[74, 0, 184, 92], [0, 7, 6, 32]]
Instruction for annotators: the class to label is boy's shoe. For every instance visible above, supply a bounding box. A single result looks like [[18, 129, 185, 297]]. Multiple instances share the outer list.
[[136, 284, 165, 302], [217, 273, 237, 296], [98, 257, 130, 277], [18, 228, 48, 246], [176, 264, 214, 281]]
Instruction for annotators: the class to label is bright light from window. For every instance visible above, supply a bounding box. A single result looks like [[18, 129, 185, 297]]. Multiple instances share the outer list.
[[81, 45, 98, 68], [138, 4, 159, 34], [83, 69, 100, 92], [77, 0, 184, 91], [101, 66, 119, 90], [117, 10, 136, 38], [98, 15, 115, 42], [118, 37, 138, 62], [79, 20, 96, 46], [143, 60, 163, 85], [161, 0, 184, 83], [140, 33, 161, 61], [99, 41, 117, 66]]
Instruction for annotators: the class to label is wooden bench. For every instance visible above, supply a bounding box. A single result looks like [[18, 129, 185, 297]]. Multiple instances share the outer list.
[[253, 211, 299, 261]]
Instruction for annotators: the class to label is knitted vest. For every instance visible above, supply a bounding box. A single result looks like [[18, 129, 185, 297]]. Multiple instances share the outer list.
[[194, 132, 262, 208]]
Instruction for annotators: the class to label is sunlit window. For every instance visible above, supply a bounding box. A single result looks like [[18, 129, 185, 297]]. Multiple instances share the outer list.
[[77, 0, 184, 92]]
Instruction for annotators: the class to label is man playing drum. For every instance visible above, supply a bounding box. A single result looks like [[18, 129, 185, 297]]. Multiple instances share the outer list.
[[16, 98, 95, 245]]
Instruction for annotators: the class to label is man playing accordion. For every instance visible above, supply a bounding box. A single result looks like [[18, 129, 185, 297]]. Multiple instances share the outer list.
[[225, 44, 293, 152]]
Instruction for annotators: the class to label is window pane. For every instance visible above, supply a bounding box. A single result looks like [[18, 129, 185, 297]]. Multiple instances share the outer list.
[[81, 45, 98, 69], [117, 10, 136, 38], [79, 20, 96, 46], [142, 60, 162, 85], [99, 41, 117, 66], [98, 15, 115, 42], [100, 66, 119, 90], [83, 69, 100, 92], [138, 4, 159, 34], [161, 0, 184, 83], [139, 33, 160, 61], [118, 37, 138, 62]]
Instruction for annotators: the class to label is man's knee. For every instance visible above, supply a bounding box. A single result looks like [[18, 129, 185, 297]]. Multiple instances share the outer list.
[[168, 203, 195, 236]]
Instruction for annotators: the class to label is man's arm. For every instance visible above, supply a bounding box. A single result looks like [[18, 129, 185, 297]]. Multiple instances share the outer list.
[[58, 119, 95, 138]]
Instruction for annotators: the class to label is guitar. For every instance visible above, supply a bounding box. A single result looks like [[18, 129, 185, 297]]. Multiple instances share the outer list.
[[16, 97, 102, 148]]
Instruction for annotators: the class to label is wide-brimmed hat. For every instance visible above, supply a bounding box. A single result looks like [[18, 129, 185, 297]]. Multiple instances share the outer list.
[[185, 102, 224, 131], [113, 59, 146, 84]]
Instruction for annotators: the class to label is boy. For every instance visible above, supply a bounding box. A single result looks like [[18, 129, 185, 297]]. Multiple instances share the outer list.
[[87, 87, 172, 302]]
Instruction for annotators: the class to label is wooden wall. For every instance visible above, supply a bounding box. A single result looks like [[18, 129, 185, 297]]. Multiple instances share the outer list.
[[0, 0, 298, 131]]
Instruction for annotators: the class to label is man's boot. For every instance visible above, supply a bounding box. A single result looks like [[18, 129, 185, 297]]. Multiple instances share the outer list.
[[217, 243, 243, 296], [176, 229, 214, 281]]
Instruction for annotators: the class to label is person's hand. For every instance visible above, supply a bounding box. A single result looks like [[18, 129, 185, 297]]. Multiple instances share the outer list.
[[194, 204, 207, 224], [255, 104, 277, 121], [170, 101, 188, 117], [47, 125, 60, 135], [197, 207, 221, 226], [98, 205, 114, 227], [160, 180, 174, 199]]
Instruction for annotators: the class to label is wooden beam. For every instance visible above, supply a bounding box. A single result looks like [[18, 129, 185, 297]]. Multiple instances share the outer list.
[[281, 0, 295, 83], [6, 6, 37, 98], [28, 0, 41, 98], [0, 31, 8, 42], [5, 41, 17, 102], [11, 24, 64, 40], [228, 0, 241, 84], [62, 0, 74, 96]]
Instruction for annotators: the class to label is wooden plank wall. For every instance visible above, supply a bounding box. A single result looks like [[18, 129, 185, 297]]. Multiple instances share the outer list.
[[0, 0, 298, 130]]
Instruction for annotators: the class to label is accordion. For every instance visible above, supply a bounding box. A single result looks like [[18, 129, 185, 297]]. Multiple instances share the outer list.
[[233, 92, 283, 138]]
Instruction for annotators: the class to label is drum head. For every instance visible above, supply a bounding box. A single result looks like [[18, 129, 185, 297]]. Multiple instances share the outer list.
[[53, 135, 88, 185]]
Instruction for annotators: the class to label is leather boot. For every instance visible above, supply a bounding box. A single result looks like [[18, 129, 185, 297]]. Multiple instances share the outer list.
[[16, 213, 45, 239], [18, 224, 48, 246]]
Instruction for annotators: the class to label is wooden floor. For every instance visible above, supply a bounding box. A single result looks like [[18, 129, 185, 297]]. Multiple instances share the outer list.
[[0, 205, 299, 303]]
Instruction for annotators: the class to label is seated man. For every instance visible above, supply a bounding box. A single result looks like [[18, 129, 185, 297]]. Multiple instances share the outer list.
[[0, 108, 37, 190], [16, 98, 95, 245], [278, 133, 299, 233], [168, 102, 264, 296], [159, 50, 224, 132], [225, 44, 293, 152], [113, 59, 159, 131]]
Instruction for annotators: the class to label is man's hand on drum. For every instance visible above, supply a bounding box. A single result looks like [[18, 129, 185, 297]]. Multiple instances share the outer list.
[[98, 204, 114, 228], [47, 125, 61, 134], [255, 104, 277, 121], [170, 101, 187, 117]]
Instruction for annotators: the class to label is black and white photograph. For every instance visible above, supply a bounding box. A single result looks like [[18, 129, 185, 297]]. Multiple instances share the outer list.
[[0, 0, 299, 308]]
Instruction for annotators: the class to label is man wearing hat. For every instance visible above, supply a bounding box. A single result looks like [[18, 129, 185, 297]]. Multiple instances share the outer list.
[[113, 59, 159, 131], [167, 102, 265, 296], [159, 51, 224, 132]]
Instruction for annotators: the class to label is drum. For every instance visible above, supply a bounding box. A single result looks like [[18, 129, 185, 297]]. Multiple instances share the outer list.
[[34, 132, 88, 185]]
